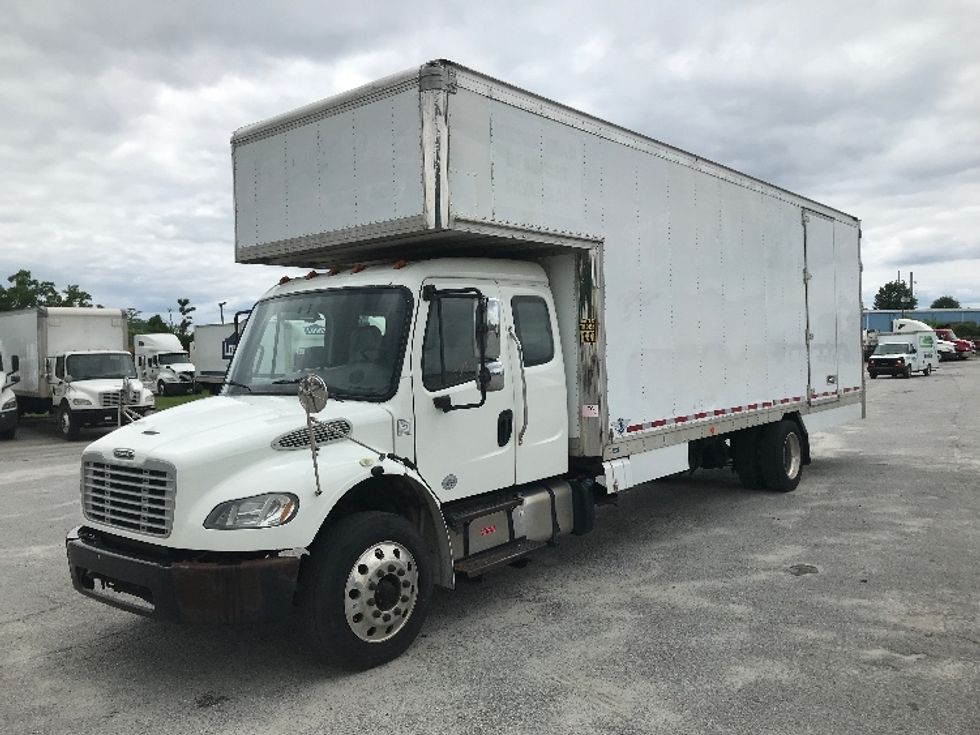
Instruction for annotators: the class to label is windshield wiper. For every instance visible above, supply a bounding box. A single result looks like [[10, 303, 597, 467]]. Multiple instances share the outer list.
[[223, 379, 253, 392], [271, 378, 303, 385]]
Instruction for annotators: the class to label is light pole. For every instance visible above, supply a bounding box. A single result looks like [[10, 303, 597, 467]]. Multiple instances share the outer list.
[[218, 301, 227, 324]]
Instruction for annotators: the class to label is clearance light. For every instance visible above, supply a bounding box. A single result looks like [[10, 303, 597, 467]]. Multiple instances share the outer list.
[[278, 276, 292, 285], [351, 264, 366, 274], [305, 270, 319, 280], [393, 259, 408, 269], [328, 267, 341, 276]]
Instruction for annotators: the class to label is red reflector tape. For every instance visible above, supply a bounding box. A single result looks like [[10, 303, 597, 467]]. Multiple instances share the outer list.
[[627, 424, 643, 433], [652, 419, 667, 427], [694, 412, 707, 419], [779, 398, 789, 404], [762, 402, 773, 408], [714, 409, 727, 416], [731, 406, 743, 413], [674, 416, 688, 424], [747, 404, 759, 410]]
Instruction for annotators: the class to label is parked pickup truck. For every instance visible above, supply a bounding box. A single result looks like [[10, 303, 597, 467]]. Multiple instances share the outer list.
[[64, 60, 865, 669]]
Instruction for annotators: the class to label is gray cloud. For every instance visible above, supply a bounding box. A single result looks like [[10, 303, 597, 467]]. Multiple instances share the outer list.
[[2, 0, 979, 321]]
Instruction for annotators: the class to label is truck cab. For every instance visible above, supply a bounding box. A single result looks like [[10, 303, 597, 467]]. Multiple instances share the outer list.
[[0, 340, 19, 440], [934, 328, 973, 359], [47, 350, 155, 439], [134, 333, 196, 395]]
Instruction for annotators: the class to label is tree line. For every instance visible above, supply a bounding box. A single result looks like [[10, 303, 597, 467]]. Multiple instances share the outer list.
[[0, 269, 196, 349]]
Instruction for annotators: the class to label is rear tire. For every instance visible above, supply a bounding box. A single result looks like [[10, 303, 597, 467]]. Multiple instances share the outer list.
[[922, 365, 931, 377], [731, 429, 764, 489], [296, 512, 433, 670], [759, 420, 804, 492]]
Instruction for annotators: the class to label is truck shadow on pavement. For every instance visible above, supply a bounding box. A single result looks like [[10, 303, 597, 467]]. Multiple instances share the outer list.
[[57, 469, 789, 691]]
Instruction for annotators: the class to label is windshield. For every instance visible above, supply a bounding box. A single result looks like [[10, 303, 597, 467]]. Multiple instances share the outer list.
[[873, 343, 909, 355], [226, 286, 411, 399], [67, 353, 137, 380], [158, 352, 189, 365]]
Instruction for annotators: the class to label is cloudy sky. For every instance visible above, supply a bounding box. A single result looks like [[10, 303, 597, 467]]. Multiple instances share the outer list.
[[1, 1, 978, 324]]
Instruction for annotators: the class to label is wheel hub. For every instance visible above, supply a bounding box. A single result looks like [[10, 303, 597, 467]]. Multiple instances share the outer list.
[[345, 541, 418, 643], [783, 432, 801, 480]]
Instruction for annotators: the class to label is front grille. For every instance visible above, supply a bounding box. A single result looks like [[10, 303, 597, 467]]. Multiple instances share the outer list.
[[100, 391, 122, 407], [272, 420, 351, 450], [178, 372, 194, 382], [82, 460, 176, 537]]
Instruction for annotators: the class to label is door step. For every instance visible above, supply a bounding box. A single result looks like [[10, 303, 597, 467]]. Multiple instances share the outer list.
[[443, 494, 522, 530], [454, 538, 547, 578]]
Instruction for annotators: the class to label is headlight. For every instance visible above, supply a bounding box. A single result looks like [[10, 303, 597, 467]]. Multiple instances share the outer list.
[[1, 398, 15, 411], [897, 357, 905, 365], [71, 398, 93, 406], [204, 493, 299, 530]]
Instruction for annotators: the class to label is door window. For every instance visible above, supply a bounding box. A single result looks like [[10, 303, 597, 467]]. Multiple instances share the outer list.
[[422, 297, 479, 391], [55, 356, 65, 380], [512, 296, 554, 367]]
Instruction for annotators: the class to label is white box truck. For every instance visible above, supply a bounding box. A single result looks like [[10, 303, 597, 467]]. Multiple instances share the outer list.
[[0, 338, 19, 439], [66, 61, 864, 668], [189, 323, 236, 394], [867, 318, 938, 378], [134, 333, 196, 395], [1, 307, 155, 439]]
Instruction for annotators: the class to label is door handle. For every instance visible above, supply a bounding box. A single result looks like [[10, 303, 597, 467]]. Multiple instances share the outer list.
[[507, 326, 528, 445], [497, 410, 513, 447]]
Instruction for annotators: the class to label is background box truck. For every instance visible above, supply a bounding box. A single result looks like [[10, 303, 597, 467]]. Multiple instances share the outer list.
[[189, 323, 236, 394], [66, 60, 863, 668], [1, 307, 154, 439], [0, 339, 19, 439]]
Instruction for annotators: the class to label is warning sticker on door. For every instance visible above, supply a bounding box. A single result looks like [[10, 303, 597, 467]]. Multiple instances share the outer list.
[[581, 404, 600, 418]]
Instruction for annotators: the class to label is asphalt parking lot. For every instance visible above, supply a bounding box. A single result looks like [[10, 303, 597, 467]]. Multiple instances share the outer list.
[[1, 361, 978, 735]]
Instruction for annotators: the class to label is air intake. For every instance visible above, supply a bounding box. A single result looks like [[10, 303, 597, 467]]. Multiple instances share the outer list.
[[272, 420, 351, 450]]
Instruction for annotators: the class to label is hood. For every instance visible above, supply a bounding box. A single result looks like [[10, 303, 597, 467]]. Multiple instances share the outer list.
[[85, 395, 395, 467], [161, 363, 196, 373]]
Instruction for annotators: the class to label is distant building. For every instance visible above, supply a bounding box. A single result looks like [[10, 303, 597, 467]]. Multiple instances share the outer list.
[[864, 308, 980, 332]]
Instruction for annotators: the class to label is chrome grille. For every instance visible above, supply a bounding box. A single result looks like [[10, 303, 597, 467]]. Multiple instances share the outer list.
[[82, 460, 176, 537], [272, 420, 351, 450], [100, 391, 122, 407]]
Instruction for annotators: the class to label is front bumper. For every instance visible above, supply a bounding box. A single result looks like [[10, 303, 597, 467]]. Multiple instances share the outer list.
[[868, 362, 906, 375], [75, 407, 152, 425], [0, 408, 16, 432], [66, 526, 300, 623]]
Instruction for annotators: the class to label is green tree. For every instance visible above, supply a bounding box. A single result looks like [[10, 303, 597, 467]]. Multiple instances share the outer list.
[[930, 295, 961, 309], [0, 270, 94, 310], [0, 269, 59, 310], [146, 315, 171, 333], [873, 280, 917, 310], [174, 298, 196, 349]]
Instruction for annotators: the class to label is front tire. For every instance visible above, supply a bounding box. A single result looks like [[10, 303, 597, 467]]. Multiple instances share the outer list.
[[759, 420, 804, 492], [869, 371, 878, 379], [0, 425, 15, 441], [297, 512, 433, 670], [58, 403, 80, 441], [903, 365, 912, 379], [157, 380, 168, 397]]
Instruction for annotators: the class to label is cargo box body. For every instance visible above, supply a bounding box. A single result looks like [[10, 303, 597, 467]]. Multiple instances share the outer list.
[[232, 60, 862, 470]]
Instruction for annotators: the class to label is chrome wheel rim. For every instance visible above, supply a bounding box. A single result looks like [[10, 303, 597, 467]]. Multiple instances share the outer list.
[[60, 411, 70, 434], [345, 541, 418, 643], [783, 432, 802, 480]]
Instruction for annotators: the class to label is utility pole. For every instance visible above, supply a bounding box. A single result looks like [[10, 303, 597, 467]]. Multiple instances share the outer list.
[[218, 301, 227, 324]]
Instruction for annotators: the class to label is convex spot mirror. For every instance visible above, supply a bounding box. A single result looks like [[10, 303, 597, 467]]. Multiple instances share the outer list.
[[298, 373, 329, 414]]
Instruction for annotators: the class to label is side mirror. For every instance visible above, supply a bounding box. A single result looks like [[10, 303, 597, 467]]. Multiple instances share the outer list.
[[9, 374, 19, 385], [482, 298, 501, 361], [479, 360, 505, 392], [10, 355, 18, 374]]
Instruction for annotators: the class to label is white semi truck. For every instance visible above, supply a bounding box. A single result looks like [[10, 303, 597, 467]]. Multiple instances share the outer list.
[[134, 333, 196, 395], [1, 307, 154, 439], [66, 61, 864, 668], [0, 339, 19, 440], [190, 323, 237, 394]]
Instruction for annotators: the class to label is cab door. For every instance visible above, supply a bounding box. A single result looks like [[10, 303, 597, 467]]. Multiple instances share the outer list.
[[499, 286, 568, 484], [412, 280, 516, 502]]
